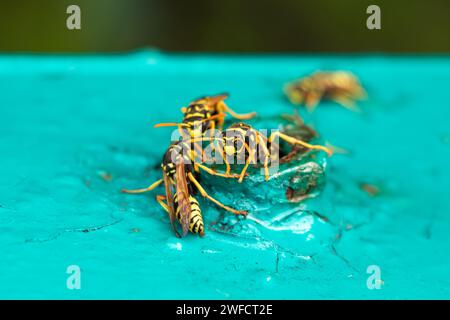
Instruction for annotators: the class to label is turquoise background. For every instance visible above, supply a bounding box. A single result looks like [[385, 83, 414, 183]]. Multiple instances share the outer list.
[[0, 51, 449, 299]]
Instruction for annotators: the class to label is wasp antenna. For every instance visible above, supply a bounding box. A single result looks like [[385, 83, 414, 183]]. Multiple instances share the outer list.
[[154, 123, 189, 128]]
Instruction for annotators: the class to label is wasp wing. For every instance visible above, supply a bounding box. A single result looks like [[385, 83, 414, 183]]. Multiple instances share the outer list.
[[175, 161, 191, 237], [194, 93, 229, 103], [163, 171, 181, 238], [207, 93, 229, 105]]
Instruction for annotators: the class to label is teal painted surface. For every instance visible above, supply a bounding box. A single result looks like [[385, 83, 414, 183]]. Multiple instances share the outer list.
[[0, 51, 449, 299]]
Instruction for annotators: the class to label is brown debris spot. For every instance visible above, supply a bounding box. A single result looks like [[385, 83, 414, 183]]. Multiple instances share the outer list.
[[98, 171, 113, 182], [285, 186, 314, 203], [360, 183, 380, 197], [285, 187, 294, 200]]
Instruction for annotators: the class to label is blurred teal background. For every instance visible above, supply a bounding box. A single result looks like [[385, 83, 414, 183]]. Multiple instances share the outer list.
[[0, 0, 449, 53]]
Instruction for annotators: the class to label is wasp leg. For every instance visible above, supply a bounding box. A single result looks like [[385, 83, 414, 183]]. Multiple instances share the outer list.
[[156, 195, 170, 213], [185, 136, 228, 165], [256, 133, 271, 181], [356, 86, 368, 99], [191, 142, 205, 168], [304, 92, 322, 112], [236, 142, 255, 183], [221, 101, 257, 120], [202, 141, 232, 175], [331, 95, 361, 112], [219, 147, 231, 174], [186, 136, 226, 163], [269, 132, 333, 156], [157, 195, 182, 238], [187, 173, 247, 216], [194, 163, 242, 179], [237, 157, 251, 183], [121, 179, 163, 194], [216, 144, 231, 175], [236, 140, 261, 182]]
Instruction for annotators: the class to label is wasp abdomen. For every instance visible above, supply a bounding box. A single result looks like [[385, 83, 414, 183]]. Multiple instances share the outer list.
[[174, 193, 205, 236]]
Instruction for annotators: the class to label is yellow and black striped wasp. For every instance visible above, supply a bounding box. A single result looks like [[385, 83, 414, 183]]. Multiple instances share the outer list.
[[122, 140, 246, 237], [188, 122, 334, 183], [154, 94, 257, 137], [154, 94, 258, 179]]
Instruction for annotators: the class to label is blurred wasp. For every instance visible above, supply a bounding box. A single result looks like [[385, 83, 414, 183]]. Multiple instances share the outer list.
[[189, 122, 333, 183], [154, 94, 257, 137], [284, 71, 366, 112], [122, 141, 246, 237]]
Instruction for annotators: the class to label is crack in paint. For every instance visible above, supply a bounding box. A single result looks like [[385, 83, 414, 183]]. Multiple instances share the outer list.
[[211, 227, 313, 262], [423, 211, 437, 240], [25, 217, 123, 243]]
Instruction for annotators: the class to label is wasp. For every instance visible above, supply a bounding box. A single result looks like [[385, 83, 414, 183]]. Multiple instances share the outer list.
[[122, 141, 246, 237], [284, 71, 366, 112], [154, 94, 257, 179], [189, 122, 333, 183], [154, 94, 257, 137]]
